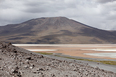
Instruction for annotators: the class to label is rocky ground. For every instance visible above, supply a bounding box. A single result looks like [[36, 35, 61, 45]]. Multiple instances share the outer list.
[[0, 42, 116, 77]]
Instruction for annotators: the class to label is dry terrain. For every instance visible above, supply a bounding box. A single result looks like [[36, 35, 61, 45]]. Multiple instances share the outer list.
[[17, 44, 116, 60], [0, 43, 116, 77], [1, 17, 116, 44]]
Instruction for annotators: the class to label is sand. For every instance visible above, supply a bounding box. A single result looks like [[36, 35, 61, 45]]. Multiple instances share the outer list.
[[15, 44, 116, 60]]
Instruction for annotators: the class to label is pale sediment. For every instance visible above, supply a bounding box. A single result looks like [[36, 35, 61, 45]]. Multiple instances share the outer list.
[[17, 44, 116, 60], [84, 53, 116, 58], [0, 42, 116, 77]]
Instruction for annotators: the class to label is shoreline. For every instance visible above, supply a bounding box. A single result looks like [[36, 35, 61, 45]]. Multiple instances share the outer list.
[[1, 42, 116, 77], [37, 52, 116, 73], [14, 44, 116, 60]]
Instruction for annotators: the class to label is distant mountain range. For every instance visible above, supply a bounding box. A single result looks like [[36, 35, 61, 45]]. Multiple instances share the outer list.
[[0, 17, 116, 44]]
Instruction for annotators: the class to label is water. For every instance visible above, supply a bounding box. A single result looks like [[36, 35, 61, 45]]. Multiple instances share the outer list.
[[82, 49, 116, 51], [84, 53, 116, 58], [13, 44, 115, 47]]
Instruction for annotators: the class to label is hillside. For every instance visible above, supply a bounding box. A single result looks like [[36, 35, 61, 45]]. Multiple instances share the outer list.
[[0, 42, 116, 77], [0, 17, 116, 44]]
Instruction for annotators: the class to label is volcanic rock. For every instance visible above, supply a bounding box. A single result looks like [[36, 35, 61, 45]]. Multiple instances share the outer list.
[[0, 42, 116, 77]]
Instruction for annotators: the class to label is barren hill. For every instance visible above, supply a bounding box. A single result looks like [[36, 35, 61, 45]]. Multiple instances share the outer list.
[[0, 17, 116, 44], [0, 42, 116, 77]]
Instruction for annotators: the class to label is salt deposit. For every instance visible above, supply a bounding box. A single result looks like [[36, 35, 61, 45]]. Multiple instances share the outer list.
[[84, 53, 116, 58], [82, 49, 116, 51], [1, 42, 116, 77], [13, 44, 115, 47]]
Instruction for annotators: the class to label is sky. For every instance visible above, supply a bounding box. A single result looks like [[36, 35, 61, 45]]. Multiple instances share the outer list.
[[0, 0, 116, 30]]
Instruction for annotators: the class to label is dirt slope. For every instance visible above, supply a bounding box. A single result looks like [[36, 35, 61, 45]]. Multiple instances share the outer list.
[[0, 42, 116, 77]]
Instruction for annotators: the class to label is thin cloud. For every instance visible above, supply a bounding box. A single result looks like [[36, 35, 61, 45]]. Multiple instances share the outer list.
[[95, 0, 116, 3], [0, 0, 116, 30]]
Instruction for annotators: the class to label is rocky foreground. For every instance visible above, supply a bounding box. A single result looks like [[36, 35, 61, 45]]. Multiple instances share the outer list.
[[0, 42, 116, 77]]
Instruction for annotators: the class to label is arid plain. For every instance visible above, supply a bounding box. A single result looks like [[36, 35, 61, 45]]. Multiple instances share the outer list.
[[14, 44, 116, 60]]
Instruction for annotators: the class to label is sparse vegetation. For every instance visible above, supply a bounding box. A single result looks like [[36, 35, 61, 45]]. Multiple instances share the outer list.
[[36, 52, 53, 55], [98, 61, 116, 65], [37, 52, 116, 65]]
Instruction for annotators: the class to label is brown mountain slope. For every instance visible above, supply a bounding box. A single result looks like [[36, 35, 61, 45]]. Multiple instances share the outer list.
[[0, 17, 116, 44]]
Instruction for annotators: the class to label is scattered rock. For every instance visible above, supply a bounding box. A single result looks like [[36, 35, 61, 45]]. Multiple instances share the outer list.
[[26, 57, 32, 60], [0, 42, 116, 77]]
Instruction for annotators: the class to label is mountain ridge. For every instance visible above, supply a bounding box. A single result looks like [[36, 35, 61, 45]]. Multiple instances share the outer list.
[[0, 17, 116, 44]]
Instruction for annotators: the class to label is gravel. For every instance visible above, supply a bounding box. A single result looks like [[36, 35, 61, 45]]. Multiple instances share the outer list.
[[0, 42, 116, 77]]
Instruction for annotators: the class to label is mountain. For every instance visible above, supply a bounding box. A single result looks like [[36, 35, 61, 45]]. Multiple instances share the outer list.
[[0, 17, 116, 44]]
